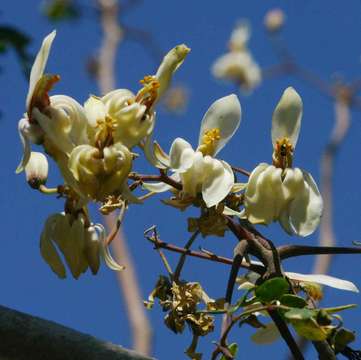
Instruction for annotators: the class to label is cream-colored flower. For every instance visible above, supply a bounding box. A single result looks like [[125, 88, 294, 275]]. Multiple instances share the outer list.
[[84, 44, 190, 149], [212, 22, 261, 92], [16, 31, 88, 173], [68, 142, 133, 202], [144, 95, 241, 208], [242, 87, 323, 236], [40, 213, 124, 279]]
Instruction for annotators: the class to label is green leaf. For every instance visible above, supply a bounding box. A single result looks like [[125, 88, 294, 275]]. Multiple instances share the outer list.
[[284, 308, 316, 321], [334, 328, 356, 353], [280, 294, 307, 309], [220, 343, 238, 360], [291, 318, 333, 341], [255, 277, 289, 303]]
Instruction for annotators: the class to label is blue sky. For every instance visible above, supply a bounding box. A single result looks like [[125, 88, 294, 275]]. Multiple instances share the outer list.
[[1, 1, 361, 359]]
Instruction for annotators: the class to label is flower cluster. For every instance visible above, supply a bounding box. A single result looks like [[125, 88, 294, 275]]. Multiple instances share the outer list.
[[17, 31, 189, 278]]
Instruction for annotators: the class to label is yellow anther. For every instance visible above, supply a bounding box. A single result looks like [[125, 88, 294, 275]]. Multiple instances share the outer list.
[[197, 128, 221, 156], [135, 75, 160, 110], [272, 137, 294, 169], [95, 116, 117, 149]]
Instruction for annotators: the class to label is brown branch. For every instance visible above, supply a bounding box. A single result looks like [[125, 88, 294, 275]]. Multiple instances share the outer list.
[[97, 0, 152, 355], [278, 245, 361, 260], [0, 304, 154, 360]]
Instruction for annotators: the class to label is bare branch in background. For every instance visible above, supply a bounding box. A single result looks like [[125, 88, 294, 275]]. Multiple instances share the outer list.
[[97, 0, 152, 355], [0, 305, 153, 360]]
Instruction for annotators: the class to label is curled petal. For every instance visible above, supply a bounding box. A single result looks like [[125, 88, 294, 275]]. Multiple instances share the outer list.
[[286, 272, 359, 293], [143, 135, 168, 169], [202, 159, 234, 208], [50, 95, 89, 146], [16, 118, 32, 173], [84, 96, 107, 127], [26, 31, 56, 109], [244, 164, 285, 224], [286, 170, 323, 237], [198, 94, 241, 156], [33, 108, 75, 155], [272, 87, 303, 148], [169, 138, 195, 172], [96, 224, 125, 271]]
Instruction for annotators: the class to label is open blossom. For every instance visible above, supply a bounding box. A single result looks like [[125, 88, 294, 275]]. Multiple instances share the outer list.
[[212, 22, 261, 93], [242, 87, 323, 236], [144, 94, 241, 208]]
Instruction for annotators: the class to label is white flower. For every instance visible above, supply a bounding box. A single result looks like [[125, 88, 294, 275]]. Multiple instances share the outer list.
[[211, 22, 261, 93], [144, 94, 241, 208], [40, 213, 124, 279], [242, 87, 323, 236], [25, 151, 49, 188]]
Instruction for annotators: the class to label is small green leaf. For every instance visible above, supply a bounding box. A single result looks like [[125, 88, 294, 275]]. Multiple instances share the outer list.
[[251, 322, 281, 344], [284, 308, 316, 321], [255, 277, 289, 303], [280, 294, 307, 308], [220, 343, 238, 359], [291, 318, 333, 341]]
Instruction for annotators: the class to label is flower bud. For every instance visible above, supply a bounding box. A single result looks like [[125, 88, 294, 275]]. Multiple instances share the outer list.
[[264, 9, 285, 33], [25, 151, 49, 189]]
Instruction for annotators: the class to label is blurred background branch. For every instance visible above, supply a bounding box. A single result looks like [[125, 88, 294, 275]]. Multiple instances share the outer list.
[[97, 0, 152, 355]]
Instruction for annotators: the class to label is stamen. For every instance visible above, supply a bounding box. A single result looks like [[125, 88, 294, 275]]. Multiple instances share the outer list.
[[94, 116, 117, 149], [135, 75, 160, 110], [198, 128, 221, 156], [272, 137, 294, 169]]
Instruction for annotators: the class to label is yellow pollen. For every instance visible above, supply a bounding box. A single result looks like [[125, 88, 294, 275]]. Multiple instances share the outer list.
[[272, 137, 294, 169], [198, 128, 221, 156]]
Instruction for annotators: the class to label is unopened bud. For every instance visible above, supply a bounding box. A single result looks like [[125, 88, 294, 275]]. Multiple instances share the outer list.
[[264, 9, 285, 33], [25, 152, 49, 189]]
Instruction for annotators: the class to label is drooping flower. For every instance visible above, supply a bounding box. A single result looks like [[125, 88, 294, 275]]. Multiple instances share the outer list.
[[212, 22, 261, 93], [242, 87, 323, 236], [144, 94, 241, 208], [40, 212, 124, 279]]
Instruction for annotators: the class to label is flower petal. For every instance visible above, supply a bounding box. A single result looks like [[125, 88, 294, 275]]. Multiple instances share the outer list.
[[198, 94, 241, 156], [286, 272, 359, 293], [271, 87, 303, 148], [40, 213, 66, 279], [16, 118, 32, 173], [26, 31, 56, 109], [287, 170, 323, 237], [84, 96, 107, 127], [202, 159, 234, 208], [169, 137, 195, 172]]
